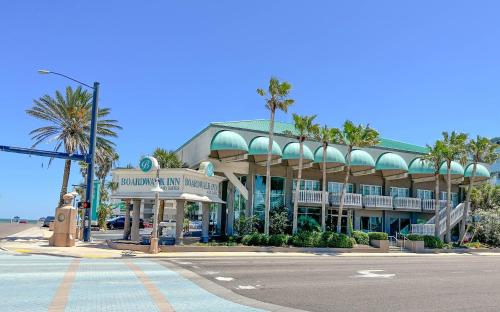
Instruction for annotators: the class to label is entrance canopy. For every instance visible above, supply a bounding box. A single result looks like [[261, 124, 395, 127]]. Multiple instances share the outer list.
[[111, 168, 226, 204]]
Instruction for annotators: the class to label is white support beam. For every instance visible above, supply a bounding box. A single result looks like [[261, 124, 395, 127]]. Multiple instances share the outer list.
[[325, 166, 345, 174], [255, 158, 282, 167], [220, 154, 248, 162], [384, 173, 408, 181], [221, 169, 248, 200], [412, 176, 436, 184], [351, 168, 375, 176], [292, 163, 313, 171]]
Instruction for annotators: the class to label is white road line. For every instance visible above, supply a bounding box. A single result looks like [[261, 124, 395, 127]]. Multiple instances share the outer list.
[[237, 285, 256, 290], [353, 270, 395, 278], [215, 276, 234, 281]]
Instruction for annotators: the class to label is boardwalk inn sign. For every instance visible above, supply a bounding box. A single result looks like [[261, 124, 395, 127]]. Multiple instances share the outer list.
[[111, 161, 225, 244]]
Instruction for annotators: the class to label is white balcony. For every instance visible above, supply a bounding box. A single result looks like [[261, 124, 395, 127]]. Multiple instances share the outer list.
[[328, 193, 363, 208], [393, 197, 422, 211], [363, 195, 393, 209], [292, 190, 326, 205], [422, 199, 449, 213]]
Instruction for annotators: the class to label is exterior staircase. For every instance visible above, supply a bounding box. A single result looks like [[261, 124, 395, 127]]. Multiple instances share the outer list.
[[411, 203, 465, 236]]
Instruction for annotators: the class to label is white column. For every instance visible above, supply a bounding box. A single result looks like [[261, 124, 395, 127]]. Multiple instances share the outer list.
[[201, 202, 210, 243], [131, 199, 141, 242], [140, 199, 145, 219], [175, 200, 185, 245]]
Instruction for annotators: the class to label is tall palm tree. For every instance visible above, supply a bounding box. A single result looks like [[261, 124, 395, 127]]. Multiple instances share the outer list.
[[152, 148, 183, 168], [291, 114, 318, 233], [257, 77, 295, 235], [460, 136, 499, 242], [332, 121, 380, 234], [26, 86, 122, 207], [314, 125, 338, 231], [422, 140, 446, 237], [96, 152, 119, 203], [440, 131, 468, 243]]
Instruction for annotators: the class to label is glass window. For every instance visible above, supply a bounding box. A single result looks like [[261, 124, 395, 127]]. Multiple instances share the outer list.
[[416, 189, 434, 200], [360, 216, 382, 232], [360, 184, 382, 196], [233, 176, 247, 234], [440, 192, 458, 207], [293, 179, 320, 191], [328, 182, 354, 194], [254, 175, 286, 220], [390, 187, 409, 198]]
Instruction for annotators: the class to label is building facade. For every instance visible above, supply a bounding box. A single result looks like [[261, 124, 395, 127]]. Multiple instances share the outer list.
[[174, 120, 491, 238]]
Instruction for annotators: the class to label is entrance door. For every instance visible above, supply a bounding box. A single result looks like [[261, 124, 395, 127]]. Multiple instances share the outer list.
[[389, 218, 411, 236]]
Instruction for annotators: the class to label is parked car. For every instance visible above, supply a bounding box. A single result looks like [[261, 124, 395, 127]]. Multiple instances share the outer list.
[[106, 216, 144, 230], [19, 220, 28, 224], [42, 216, 55, 227]]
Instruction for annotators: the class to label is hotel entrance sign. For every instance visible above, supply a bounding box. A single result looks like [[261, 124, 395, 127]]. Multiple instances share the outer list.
[[140, 156, 159, 173]]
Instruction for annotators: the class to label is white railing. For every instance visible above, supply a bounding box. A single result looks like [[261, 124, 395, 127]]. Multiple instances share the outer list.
[[292, 190, 325, 204], [422, 199, 449, 213], [393, 197, 421, 210], [411, 224, 435, 236], [328, 193, 363, 207], [363, 195, 393, 209]]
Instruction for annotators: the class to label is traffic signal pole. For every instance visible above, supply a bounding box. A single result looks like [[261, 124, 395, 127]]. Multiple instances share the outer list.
[[83, 82, 99, 242]]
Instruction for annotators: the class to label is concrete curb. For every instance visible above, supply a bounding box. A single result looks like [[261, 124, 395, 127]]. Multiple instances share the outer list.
[[158, 260, 308, 312]]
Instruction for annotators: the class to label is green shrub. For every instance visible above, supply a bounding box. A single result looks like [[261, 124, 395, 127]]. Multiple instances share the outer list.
[[241, 234, 254, 245], [368, 232, 388, 241], [464, 242, 486, 249], [270, 207, 290, 235], [352, 231, 369, 245], [321, 231, 337, 247], [268, 234, 290, 247], [422, 235, 443, 249], [297, 216, 321, 232], [291, 231, 322, 247], [241, 232, 268, 246], [407, 234, 425, 241]]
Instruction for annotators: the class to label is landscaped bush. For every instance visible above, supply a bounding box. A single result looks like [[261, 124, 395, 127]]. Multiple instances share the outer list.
[[368, 232, 388, 241], [352, 231, 369, 245], [406, 234, 443, 249], [241, 232, 268, 246], [464, 242, 486, 249], [291, 231, 322, 247], [268, 234, 290, 247]]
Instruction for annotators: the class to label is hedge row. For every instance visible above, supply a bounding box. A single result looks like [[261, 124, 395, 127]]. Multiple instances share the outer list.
[[352, 231, 369, 245], [406, 234, 444, 249], [240, 231, 356, 248], [368, 232, 388, 241]]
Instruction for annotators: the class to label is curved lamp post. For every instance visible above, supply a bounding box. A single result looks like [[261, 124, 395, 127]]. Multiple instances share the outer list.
[[38, 69, 99, 242]]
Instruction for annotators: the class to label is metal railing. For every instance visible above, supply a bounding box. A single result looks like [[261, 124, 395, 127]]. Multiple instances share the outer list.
[[292, 190, 325, 204], [393, 197, 421, 210], [328, 193, 363, 207]]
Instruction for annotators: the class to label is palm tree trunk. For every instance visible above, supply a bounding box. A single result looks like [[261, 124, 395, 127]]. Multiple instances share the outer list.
[[337, 148, 352, 234], [434, 173, 441, 237], [264, 110, 275, 235], [321, 144, 327, 232], [445, 168, 452, 243], [58, 159, 72, 207], [292, 140, 304, 234], [460, 163, 477, 243]]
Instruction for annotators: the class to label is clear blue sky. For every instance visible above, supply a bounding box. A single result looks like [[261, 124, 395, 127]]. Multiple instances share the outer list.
[[0, 1, 499, 219]]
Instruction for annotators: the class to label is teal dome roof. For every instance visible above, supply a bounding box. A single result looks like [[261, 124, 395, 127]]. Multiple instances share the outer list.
[[210, 130, 248, 154], [282, 142, 314, 162], [439, 161, 464, 176], [248, 136, 282, 157], [313, 146, 345, 165], [376, 152, 408, 172], [408, 157, 435, 175], [349, 150, 375, 168], [464, 163, 490, 179]]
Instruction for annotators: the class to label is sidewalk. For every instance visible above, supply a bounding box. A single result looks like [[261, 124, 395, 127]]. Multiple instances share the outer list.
[[2, 227, 500, 259]]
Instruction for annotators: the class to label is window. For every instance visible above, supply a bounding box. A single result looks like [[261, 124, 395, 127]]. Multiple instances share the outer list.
[[254, 176, 286, 219], [293, 179, 320, 191], [360, 216, 383, 232], [328, 182, 354, 194], [390, 187, 409, 198], [360, 184, 382, 196], [233, 176, 247, 234], [416, 189, 434, 200], [298, 207, 321, 225], [440, 192, 458, 207]]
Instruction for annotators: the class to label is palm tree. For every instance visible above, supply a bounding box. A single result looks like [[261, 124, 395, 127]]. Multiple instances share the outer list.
[[460, 136, 499, 242], [26, 86, 121, 207], [314, 125, 338, 231], [96, 152, 119, 203], [257, 77, 295, 235], [440, 131, 468, 243], [422, 140, 446, 237], [152, 148, 183, 168], [290, 114, 318, 233], [332, 121, 380, 234]]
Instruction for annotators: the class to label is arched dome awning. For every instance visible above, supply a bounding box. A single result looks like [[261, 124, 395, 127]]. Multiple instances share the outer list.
[[439, 161, 464, 178], [313, 146, 345, 169], [248, 136, 282, 162], [408, 157, 435, 178], [375, 152, 408, 176], [282, 142, 314, 166], [464, 163, 491, 183], [349, 150, 375, 172], [209, 130, 248, 159]]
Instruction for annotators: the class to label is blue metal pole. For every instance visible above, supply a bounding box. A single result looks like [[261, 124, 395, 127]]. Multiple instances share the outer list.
[[83, 82, 99, 242]]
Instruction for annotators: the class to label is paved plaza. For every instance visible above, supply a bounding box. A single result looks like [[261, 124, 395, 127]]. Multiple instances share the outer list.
[[0, 251, 269, 312]]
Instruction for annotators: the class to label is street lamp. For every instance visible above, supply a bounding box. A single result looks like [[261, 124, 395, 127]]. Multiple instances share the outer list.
[[149, 168, 163, 254], [38, 69, 99, 242]]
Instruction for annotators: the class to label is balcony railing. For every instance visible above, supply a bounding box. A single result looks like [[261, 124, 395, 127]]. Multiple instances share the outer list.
[[363, 195, 393, 209], [292, 190, 325, 204], [328, 193, 363, 208], [393, 197, 422, 211], [422, 199, 449, 213]]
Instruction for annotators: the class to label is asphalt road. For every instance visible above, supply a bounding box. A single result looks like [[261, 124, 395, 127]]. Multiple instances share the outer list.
[[0, 223, 37, 239], [164, 254, 500, 312]]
